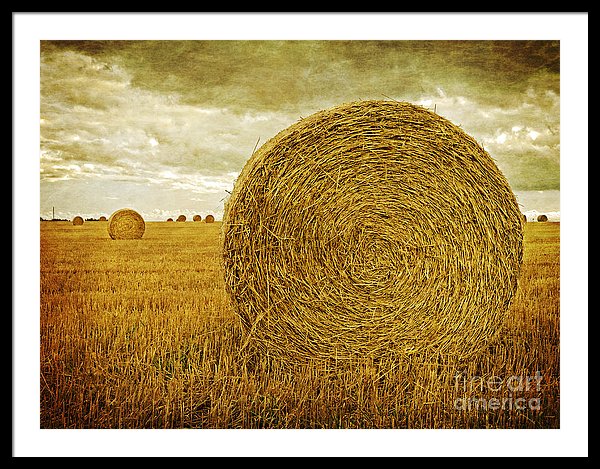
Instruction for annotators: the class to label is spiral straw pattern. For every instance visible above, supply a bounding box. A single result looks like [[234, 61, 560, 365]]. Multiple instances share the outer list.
[[108, 208, 145, 240], [223, 100, 523, 363]]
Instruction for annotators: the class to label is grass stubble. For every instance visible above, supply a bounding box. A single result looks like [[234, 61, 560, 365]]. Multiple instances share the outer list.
[[40, 221, 559, 429]]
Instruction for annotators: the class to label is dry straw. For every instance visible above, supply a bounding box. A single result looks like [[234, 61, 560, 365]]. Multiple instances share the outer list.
[[223, 100, 524, 363], [72, 216, 84, 226], [99, 216, 107, 222], [205, 215, 215, 223], [108, 208, 145, 240], [537, 214, 548, 222], [193, 215, 202, 222], [177, 215, 187, 222]]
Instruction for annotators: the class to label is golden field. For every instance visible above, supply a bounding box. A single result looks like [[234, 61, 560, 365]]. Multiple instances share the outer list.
[[40, 220, 559, 429]]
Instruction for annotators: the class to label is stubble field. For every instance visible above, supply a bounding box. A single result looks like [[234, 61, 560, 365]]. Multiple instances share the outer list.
[[40, 220, 559, 429]]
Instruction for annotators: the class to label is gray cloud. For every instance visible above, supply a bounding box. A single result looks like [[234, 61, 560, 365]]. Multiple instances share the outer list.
[[40, 40, 560, 218], [42, 40, 559, 111]]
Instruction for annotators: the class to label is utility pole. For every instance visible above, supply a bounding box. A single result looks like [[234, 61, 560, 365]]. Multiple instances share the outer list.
[[52, 206, 55, 220]]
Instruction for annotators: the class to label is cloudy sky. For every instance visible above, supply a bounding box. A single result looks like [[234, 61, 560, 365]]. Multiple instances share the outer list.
[[40, 40, 560, 221]]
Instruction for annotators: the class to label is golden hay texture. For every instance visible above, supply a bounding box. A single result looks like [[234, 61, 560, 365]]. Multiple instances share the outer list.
[[99, 216, 107, 222], [108, 208, 145, 240], [72, 216, 84, 226], [223, 100, 524, 363], [205, 215, 215, 223], [193, 215, 202, 222], [177, 215, 187, 222], [537, 214, 548, 222]]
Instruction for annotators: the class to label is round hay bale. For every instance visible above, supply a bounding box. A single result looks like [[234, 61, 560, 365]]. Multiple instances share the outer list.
[[176, 215, 187, 222], [223, 100, 524, 363], [72, 216, 84, 226], [99, 216, 107, 222], [108, 208, 145, 239], [537, 214, 548, 222], [205, 214, 215, 223], [522, 214, 527, 223], [193, 214, 202, 222], [167, 218, 174, 222]]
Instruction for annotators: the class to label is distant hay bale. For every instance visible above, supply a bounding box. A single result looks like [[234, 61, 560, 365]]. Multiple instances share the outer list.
[[72, 216, 84, 226], [205, 214, 215, 223], [537, 214, 548, 222], [176, 215, 187, 222], [223, 100, 524, 363], [99, 216, 107, 222], [108, 208, 145, 240], [523, 214, 527, 223], [167, 218, 174, 222], [193, 214, 202, 222]]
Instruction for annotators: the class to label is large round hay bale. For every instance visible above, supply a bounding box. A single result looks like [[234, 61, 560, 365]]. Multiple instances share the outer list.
[[223, 100, 524, 363], [176, 215, 187, 222], [108, 208, 145, 239], [193, 214, 202, 222], [205, 214, 215, 223], [99, 216, 107, 222], [537, 214, 548, 222], [72, 216, 84, 226]]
